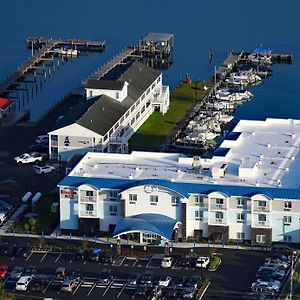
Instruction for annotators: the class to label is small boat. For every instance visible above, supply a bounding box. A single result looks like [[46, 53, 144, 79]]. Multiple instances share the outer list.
[[54, 48, 79, 57], [226, 71, 261, 86], [218, 113, 234, 123], [215, 88, 253, 101]]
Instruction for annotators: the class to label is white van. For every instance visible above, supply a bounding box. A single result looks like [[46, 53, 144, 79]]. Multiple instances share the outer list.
[[16, 276, 32, 291]]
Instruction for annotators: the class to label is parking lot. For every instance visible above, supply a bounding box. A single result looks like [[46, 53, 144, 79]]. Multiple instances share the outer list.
[[0, 246, 267, 300]]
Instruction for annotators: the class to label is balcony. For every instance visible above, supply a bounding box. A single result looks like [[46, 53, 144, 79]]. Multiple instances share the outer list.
[[195, 202, 207, 208], [80, 196, 97, 203], [79, 211, 97, 218], [210, 204, 227, 210], [252, 220, 271, 228], [236, 204, 252, 210], [209, 218, 227, 225], [253, 206, 270, 213]]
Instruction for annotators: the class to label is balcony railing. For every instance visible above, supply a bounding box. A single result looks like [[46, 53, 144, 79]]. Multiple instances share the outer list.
[[210, 204, 227, 210], [209, 218, 227, 225], [80, 196, 97, 203], [253, 206, 270, 212], [79, 211, 97, 217], [252, 221, 270, 228]]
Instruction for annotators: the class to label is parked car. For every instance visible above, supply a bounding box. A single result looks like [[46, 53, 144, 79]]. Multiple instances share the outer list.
[[71, 269, 83, 280], [251, 279, 281, 293], [0, 242, 17, 256], [140, 273, 153, 285], [0, 265, 9, 279], [175, 256, 195, 269], [16, 245, 30, 258], [196, 256, 210, 268], [264, 257, 289, 270], [89, 248, 102, 262], [165, 286, 177, 297], [158, 276, 172, 287], [16, 276, 32, 291], [127, 273, 140, 285], [182, 286, 197, 298], [29, 278, 48, 292], [55, 267, 66, 278], [24, 266, 37, 276], [33, 164, 55, 175], [187, 276, 202, 288], [100, 252, 116, 264], [10, 266, 24, 279], [61, 279, 77, 293], [169, 276, 185, 288], [28, 143, 48, 153], [161, 256, 173, 268], [35, 135, 49, 144], [134, 285, 148, 297], [257, 267, 285, 281], [98, 269, 114, 284], [14, 152, 46, 165]]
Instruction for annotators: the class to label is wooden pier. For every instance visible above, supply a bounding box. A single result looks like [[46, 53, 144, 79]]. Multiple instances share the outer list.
[[27, 37, 105, 52]]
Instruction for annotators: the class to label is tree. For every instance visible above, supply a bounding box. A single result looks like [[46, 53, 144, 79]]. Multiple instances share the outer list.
[[0, 282, 16, 299]]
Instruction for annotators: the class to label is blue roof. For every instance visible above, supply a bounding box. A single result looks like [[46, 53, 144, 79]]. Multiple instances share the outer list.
[[58, 176, 300, 200], [212, 147, 230, 157], [113, 213, 178, 240], [224, 131, 241, 141]]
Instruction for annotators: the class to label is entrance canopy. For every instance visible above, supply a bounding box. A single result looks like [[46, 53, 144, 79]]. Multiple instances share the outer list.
[[113, 213, 179, 240]]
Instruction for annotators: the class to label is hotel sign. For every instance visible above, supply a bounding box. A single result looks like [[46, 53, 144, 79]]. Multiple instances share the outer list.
[[61, 188, 78, 199]]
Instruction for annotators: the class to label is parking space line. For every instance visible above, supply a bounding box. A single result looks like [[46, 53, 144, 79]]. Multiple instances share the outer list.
[[177, 288, 184, 300], [73, 279, 84, 295], [132, 258, 139, 267], [102, 280, 114, 297], [11, 254, 16, 261], [26, 251, 33, 261], [69, 254, 76, 264], [43, 278, 53, 293], [87, 281, 97, 296], [117, 283, 127, 298], [54, 253, 62, 263], [40, 253, 47, 262]]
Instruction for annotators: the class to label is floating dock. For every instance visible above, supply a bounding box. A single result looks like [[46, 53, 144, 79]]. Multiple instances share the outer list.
[[27, 37, 105, 52]]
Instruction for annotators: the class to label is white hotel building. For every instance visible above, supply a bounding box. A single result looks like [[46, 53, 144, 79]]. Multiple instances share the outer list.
[[48, 61, 169, 160], [58, 118, 300, 245]]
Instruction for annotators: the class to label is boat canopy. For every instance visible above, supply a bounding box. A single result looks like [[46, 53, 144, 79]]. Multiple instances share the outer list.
[[253, 48, 272, 54]]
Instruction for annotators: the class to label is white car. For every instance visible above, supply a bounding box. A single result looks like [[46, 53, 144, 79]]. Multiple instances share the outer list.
[[34, 165, 55, 175], [264, 258, 289, 269], [158, 276, 172, 287], [14, 152, 46, 165], [16, 276, 32, 291], [252, 278, 281, 293], [35, 135, 49, 144], [196, 256, 210, 268], [161, 257, 173, 268]]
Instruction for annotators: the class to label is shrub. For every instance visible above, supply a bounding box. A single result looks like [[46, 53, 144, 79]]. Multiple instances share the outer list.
[[208, 256, 221, 271]]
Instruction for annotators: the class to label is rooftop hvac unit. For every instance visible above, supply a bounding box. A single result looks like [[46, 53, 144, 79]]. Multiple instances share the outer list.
[[192, 156, 201, 168]]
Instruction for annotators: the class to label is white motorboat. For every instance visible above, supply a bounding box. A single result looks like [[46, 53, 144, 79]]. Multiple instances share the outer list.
[[54, 48, 79, 57], [215, 88, 253, 101], [226, 71, 261, 86], [218, 113, 234, 123]]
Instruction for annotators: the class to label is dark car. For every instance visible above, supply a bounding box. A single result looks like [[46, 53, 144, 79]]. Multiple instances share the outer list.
[[175, 256, 195, 269], [88, 248, 102, 262], [98, 269, 114, 284], [187, 276, 202, 288], [71, 269, 83, 280], [165, 286, 177, 297], [28, 144, 48, 153], [127, 273, 140, 285], [140, 273, 153, 285], [0, 242, 18, 256], [29, 278, 48, 292], [16, 245, 30, 258], [100, 252, 116, 264], [24, 266, 37, 276], [134, 285, 148, 297], [170, 276, 186, 288], [74, 248, 92, 260]]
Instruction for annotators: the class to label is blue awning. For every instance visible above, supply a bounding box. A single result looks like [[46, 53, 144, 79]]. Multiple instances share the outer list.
[[113, 213, 179, 240], [254, 48, 272, 54]]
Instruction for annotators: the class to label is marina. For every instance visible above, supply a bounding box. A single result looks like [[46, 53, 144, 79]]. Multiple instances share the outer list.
[[169, 49, 293, 155]]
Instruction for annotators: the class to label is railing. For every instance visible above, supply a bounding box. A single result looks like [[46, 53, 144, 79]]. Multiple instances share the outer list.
[[252, 221, 270, 227], [210, 204, 227, 210], [253, 206, 270, 212], [80, 196, 97, 203], [79, 211, 97, 217], [209, 218, 227, 225]]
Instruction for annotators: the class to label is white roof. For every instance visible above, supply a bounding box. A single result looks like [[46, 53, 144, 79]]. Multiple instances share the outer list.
[[69, 118, 300, 190], [48, 123, 102, 137]]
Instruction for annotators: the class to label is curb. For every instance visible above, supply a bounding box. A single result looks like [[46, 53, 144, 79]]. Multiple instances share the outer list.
[[208, 257, 222, 272], [198, 281, 211, 300]]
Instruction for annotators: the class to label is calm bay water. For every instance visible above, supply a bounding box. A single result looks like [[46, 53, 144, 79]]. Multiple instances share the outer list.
[[0, 0, 299, 121]]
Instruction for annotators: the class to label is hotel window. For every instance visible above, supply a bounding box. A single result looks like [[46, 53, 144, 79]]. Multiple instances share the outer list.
[[129, 194, 137, 203], [89, 90, 93, 97], [141, 106, 145, 114], [284, 235, 292, 243], [171, 196, 180, 205], [51, 135, 58, 142], [258, 214, 266, 222], [150, 195, 159, 205], [258, 200, 266, 207], [256, 235, 266, 243], [51, 147, 58, 154], [120, 116, 125, 123], [136, 99, 140, 106], [284, 216, 292, 225], [194, 195, 203, 204], [126, 111, 130, 118], [146, 88, 150, 95], [116, 92, 119, 99], [216, 198, 224, 205], [86, 191, 94, 197], [236, 213, 244, 223], [237, 198, 245, 207], [86, 203, 94, 211], [141, 94, 145, 100], [284, 201, 292, 210], [215, 211, 224, 220], [109, 191, 118, 200], [131, 118, 135, 126], [146, 100, 151, 108], [103, 134, 108, 142], [109, 205, 117, 216], [157, 77, 161, 83], [195, 210, 203, 221], [131, 105, 135, 112], [151, 83, 155, 90], [237, 232, 245, 240]]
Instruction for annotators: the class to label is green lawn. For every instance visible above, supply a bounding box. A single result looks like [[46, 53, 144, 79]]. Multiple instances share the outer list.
[[129, 81, 207, 151]]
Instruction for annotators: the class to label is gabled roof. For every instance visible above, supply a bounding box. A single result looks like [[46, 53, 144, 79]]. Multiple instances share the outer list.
[[85, 79, 125, 90], [76, 95, 134, 136], [0, 98, 14, 110]]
